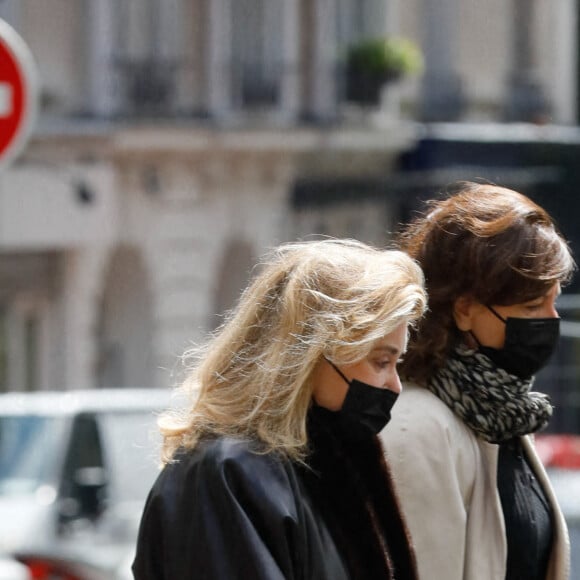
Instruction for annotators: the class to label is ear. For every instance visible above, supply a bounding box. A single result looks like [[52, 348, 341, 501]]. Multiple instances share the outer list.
[[453, 295, 477, 331]]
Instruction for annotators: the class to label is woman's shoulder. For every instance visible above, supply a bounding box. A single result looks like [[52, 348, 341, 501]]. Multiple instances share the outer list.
[[397, 382, 458, 417], [191, 436, 264, 462], [166, 436, 293, 487], [139, 437, 304, 562], [382, 383, 481, 489], [387, 382, 475, 444]]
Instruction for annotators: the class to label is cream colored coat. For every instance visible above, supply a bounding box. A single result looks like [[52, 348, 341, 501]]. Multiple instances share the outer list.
[[380, 383, 570, 580]]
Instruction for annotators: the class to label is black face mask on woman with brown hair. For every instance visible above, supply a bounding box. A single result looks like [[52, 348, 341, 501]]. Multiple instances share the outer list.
[[475, 306, 561, 380]]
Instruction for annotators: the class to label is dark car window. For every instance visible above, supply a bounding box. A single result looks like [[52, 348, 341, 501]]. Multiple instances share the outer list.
[[59, 413, 107, 523], [62, 413, 105, 475]]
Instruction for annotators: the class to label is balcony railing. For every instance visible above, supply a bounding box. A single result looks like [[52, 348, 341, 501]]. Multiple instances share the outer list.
[[108, 56, 384, 121], [113, 57, 185, 117]]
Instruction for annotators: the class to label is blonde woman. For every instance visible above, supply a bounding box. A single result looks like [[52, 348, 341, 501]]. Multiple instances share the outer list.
[[133, 239, 426, 580]]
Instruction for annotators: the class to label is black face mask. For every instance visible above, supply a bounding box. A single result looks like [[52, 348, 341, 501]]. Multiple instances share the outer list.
[[476, 306, 560, 380], [325, 359, 399, 438]]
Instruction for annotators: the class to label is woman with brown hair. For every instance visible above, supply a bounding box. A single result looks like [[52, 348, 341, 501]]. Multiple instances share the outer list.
[[381, 182, 574, 579], [133, 238, 426, 579]]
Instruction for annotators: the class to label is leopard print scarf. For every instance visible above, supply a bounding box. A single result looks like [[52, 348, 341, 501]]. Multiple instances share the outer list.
[[427, 344, 553, 443]]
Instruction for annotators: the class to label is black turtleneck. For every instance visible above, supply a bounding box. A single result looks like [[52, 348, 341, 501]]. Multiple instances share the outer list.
[[497, 438, 553, 580]]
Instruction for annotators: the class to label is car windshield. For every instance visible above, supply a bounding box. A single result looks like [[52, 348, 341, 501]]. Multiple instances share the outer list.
[[0, 415, 66, 496]]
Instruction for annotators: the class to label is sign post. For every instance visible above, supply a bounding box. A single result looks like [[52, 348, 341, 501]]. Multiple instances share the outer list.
[[0, 18, 38, 170]]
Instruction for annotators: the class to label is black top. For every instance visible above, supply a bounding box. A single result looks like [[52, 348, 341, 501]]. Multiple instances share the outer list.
[[132, 406, 418, 580], [497, 438, 554, 580]]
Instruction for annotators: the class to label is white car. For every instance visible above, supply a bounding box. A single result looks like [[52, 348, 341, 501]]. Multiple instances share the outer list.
[[0, 554, 30, 580], [0, 388, 177, 580]]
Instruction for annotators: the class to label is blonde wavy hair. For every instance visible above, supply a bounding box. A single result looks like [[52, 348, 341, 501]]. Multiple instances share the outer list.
[[160, 238, 426, 463]]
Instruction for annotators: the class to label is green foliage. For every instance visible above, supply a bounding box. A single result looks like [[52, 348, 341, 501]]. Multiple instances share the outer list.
[[346, 37, 424, 78]]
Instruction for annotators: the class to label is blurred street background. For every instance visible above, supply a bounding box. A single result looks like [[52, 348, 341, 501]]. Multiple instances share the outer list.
[[0, 0, 579, 578]]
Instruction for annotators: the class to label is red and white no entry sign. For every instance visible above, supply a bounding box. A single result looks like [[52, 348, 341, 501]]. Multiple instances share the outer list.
[[0, 18, 38, 170]]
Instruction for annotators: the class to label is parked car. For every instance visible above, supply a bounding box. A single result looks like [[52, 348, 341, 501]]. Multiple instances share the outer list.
[[14, 551, 107, 580], [535, 434, 580, 578], [0, 554, 30, 580], [0, 388, 177, 580]]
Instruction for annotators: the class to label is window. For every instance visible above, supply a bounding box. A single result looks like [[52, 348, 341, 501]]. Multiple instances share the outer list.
[[60, 414, 106, 522], [230, 0, 283, 108], [115, 0, 183, 114], [0, 308, 7, 393], [0, 298, 46, 392], [0, 415, 65, 495]]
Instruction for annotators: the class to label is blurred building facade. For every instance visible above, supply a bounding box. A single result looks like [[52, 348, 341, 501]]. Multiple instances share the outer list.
[[0, 0, 577, 392]]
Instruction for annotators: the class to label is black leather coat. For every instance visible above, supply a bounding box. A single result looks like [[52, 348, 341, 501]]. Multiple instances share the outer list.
[[132, 407, 417, 580]]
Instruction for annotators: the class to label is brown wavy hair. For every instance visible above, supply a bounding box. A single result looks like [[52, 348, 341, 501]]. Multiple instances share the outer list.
[[398, 182, 575, 386]]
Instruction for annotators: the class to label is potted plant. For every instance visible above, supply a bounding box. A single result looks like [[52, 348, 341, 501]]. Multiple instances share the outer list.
[[345, 37, 424, 105]]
